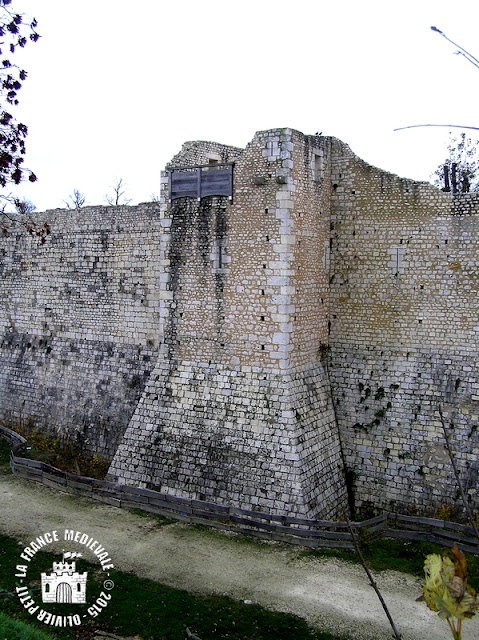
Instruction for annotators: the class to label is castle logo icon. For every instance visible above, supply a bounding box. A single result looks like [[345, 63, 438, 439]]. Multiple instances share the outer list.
[[41, 551, 88, 604]]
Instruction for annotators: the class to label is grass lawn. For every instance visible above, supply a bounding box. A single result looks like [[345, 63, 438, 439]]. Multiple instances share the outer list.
[[0, 534, 348, 640], [0, 611, 60, 640], [2, 528, 479, 640]]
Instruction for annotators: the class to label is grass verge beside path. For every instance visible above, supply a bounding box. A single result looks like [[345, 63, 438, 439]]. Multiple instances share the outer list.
[[302, 537, 479, 592], [0, 534, 348, 640]]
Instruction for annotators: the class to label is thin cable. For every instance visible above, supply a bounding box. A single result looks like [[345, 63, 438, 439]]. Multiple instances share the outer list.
[[394, 124, 479, 132], [431, 26, 479, 69]]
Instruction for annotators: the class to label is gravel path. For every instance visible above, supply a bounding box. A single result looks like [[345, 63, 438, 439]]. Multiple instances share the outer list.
[[1, 472, 477, 640]]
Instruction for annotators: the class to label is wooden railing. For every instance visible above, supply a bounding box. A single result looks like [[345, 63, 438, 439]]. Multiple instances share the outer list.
[[1, 425, 478, 553]]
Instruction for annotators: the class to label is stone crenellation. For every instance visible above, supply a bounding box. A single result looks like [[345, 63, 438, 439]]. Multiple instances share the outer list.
[[0, 127, 478, 519]]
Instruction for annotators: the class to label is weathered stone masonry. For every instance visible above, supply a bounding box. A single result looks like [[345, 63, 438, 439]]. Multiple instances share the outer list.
[[109, 130, 347, 519], [0, 205, 163, 459], [0, 128, 478, 518], [328, 141, 479, 514]]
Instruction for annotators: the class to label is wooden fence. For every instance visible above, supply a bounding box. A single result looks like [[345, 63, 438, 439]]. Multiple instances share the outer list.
[[2, 425, 478, 554]]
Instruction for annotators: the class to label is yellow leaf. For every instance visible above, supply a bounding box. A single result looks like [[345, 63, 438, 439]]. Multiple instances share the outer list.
[[423, 552, 479, 622]]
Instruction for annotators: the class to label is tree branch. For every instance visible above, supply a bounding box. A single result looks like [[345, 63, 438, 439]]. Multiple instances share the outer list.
[[438, 405, 479, 543], [343, 508, 402, 639]]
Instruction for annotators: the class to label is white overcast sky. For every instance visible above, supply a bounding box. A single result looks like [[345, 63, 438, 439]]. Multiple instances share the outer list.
[[8, 0, 479, 212]]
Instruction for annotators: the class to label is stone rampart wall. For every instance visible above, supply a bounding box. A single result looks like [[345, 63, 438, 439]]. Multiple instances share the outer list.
[[1, 128, 478, 517], [0, 204, 164, 459], [328, 141, 479, 514], [109, 129, 348, 519]]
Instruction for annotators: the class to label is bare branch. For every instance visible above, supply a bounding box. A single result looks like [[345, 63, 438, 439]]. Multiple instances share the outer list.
[[438, 405, 479, 543], [105, 178, 132, 206], [64, 188, 86, 210], [1, 207, 50, 243], [14, 197, 35, 213], [343, 508, 402, 639]]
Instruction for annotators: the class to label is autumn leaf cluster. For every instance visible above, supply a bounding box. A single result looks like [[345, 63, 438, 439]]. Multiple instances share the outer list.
[[0, 0, 39, 189], [421, 544, 478, 639]]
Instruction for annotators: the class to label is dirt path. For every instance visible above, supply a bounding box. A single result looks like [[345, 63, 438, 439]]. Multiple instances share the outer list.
[[1, 472, 476, 640]]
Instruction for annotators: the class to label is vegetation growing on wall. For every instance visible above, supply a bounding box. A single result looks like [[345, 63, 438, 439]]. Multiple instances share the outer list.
[[433, 133, 479, 193], [4, 423, 110, 478]]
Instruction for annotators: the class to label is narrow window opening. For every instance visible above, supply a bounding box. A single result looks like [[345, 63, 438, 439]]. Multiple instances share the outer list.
[[312, 153, 323, 181], [218, 245, 223, 269]]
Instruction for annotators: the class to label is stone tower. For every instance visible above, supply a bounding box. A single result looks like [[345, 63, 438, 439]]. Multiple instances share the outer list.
[[108, 128, 348, 519]]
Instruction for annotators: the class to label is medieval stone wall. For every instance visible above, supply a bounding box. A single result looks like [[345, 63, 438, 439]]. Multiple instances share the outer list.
[[167, 140, 243, 169], [0, 204, 162, 458], [1, 127, 478, 518], [109, 129, 348, 519], [328, 140, 479, 514]]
